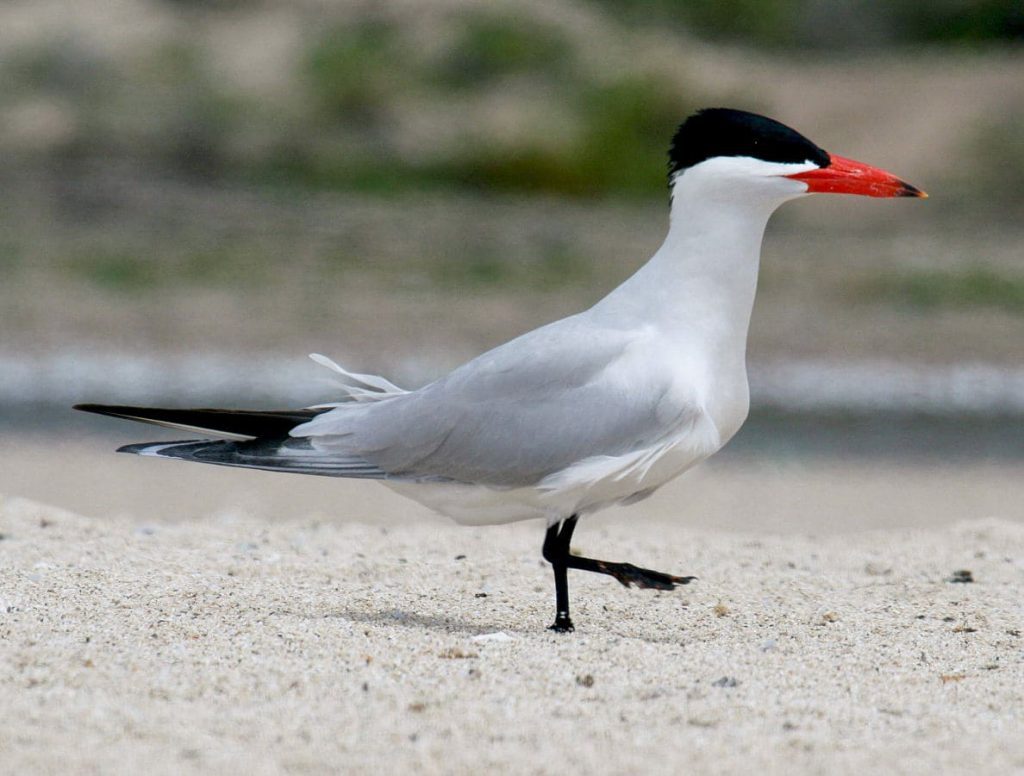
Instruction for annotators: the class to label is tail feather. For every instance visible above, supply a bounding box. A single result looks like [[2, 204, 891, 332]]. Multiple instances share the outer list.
[[75, 402, 397, 479], [117, 437, 388, 479], [74, 404, 323, 441]]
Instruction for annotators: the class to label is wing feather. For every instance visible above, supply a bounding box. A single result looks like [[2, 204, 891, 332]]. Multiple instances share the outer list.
[[294, 316, 697, 486]]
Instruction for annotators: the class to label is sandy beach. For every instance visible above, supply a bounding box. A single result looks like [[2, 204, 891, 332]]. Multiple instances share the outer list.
[[2, 1, 1022, 772], [2, 440, 1022, 775]]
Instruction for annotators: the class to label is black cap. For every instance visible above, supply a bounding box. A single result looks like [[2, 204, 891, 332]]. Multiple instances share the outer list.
[[669, 108, 829, 179]]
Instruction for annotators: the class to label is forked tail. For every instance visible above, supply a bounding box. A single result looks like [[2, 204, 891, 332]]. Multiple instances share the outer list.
[[74, 403, 387, 479]]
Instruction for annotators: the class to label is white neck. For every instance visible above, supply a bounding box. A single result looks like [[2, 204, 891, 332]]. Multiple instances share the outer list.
[[592, 174, 790, 364], [587, 162, 809, 439]]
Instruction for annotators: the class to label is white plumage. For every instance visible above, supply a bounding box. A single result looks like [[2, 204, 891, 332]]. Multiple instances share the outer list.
[[288, 158, 817, 524], [78, 107, 925, 630]]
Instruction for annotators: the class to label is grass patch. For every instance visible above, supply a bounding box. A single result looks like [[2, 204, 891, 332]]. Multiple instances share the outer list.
[[432, 244, 591, 291], [0, 242, 22, 272], [433, 75, 692, 197], [967, 107, 1024, 203], [255, 147, 456, 196], [38, 11, 703, 201], [141, 43, 250, 178], [593, 0, 1023, 47], [434, 254, 510, 288], [573, 75, 690, 195], [271, 17, 693, 199], [7, 38, 109, 99], [260, 72, 692, 200], [437, 12, 574, 87], [65, 245, 268, 293], [67, 252, 162, 292], [306, 20, 406, 123], [859, 267, 1024, 314]]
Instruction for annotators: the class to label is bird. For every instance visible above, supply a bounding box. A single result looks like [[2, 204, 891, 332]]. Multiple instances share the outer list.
[[76, 108, 926, 632]]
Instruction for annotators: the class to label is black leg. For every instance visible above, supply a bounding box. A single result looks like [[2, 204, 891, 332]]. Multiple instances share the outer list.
[[541, 514, 694, 631], [542, 516, 578, 632]]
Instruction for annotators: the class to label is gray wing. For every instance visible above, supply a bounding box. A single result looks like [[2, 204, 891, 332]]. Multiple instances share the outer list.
[[117, 437, 388, 477], [294, 315, 696, 486]]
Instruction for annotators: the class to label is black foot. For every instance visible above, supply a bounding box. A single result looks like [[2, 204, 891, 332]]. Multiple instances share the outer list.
[[541, 514, 696, 630], [549, 613, 575, 633], [593, 561, 697, 590]]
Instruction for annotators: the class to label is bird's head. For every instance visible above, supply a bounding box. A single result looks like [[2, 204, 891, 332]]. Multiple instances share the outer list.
[[668, 108, 926, 205]]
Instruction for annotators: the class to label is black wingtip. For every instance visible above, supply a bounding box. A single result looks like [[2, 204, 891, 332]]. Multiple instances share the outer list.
[[70, 404, 325, 438], [115, 441, 151, 454], [73, 403, 107, 414], [73, 403, 156, 422], [74, 403, 149, 418]]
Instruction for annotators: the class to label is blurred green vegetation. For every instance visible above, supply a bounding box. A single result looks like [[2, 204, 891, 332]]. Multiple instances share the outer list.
[[0, 1, 1020, 206], [67, 252, 161, 292], [0, 9, 700, 200], [307, 20, 409, 123], [63, 244, 270, 293], [278, 14, 694, 198], [428, 76, 690, 196], [858, 268, 1024, 314], [967, 105, 1024, 202], [598, 0, 1024, 47], [436, 11, 575, 87], [890, 0, 1024, 44], [432, 242, 591, 291]]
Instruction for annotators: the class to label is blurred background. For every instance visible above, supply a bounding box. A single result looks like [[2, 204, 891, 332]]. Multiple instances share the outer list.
[[2, 0, 1023, 522]]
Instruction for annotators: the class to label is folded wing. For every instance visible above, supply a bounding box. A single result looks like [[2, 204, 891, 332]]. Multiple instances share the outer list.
[[294, 316, 696, 487]]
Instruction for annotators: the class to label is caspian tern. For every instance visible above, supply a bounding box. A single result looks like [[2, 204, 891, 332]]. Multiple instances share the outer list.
[[76, 108, 925, 632]]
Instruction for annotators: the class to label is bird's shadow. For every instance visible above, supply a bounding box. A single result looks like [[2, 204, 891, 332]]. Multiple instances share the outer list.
[[297, 606, 691, 645], [308, 607, 536, 638]]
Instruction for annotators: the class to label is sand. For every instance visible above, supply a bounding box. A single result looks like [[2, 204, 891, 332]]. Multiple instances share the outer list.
[[2, 441, 1023, 775]]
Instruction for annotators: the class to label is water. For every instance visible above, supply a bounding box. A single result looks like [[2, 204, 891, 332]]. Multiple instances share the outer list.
[[4, 350, 1022, 460]]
